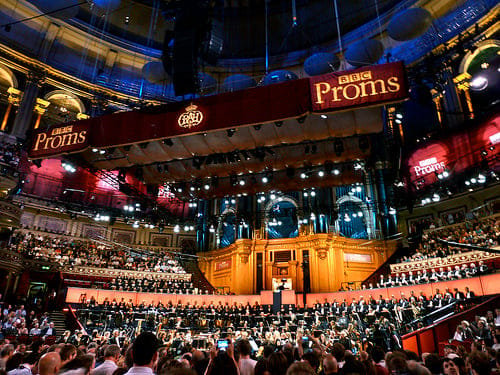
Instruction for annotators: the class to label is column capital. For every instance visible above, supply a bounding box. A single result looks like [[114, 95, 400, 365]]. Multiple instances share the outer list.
[[26, 70, 47, 87], [7, 87, 21, 105]]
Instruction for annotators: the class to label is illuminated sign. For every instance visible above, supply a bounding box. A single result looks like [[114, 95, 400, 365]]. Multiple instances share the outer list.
[[310, 61, 408, 112], [489, 132, 500, 145], [29, 123, 89, 159], [413, 157, 446, 176], [177, 104, 204, 129]]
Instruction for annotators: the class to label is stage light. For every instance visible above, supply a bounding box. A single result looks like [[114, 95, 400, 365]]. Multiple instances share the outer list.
[[239, 179, 245, 186], [227, 128, 236, 137], [333, 169, 340, 175], [310, 191, 316, 197], [61, 161, 76, 173], [99, 149, 106, 155], [204, 183, 210, 190], [320, 114, 328, 119], [262, 176, 268, 183], [297, 115, 307, 124], [389, 207, 396, 215], [92, 148, 98, 153], [396, 113, 403, 119], [300, 172, 307, 179], [470, 76, 488, 91], [318, 170, 324, 177], [334, 139, 344, 156]]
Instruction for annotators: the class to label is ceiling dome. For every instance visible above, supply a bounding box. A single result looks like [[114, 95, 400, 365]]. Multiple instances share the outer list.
[[31, 0, 80, 20]]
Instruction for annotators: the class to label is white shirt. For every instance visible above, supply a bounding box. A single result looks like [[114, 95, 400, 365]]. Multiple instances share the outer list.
[[92, 360, 118, 375], [239, 358, 257, 375], [124, 367, 154, 375]]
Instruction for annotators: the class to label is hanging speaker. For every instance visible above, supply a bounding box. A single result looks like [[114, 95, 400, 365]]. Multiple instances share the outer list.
[[171, 1, 210, 96]]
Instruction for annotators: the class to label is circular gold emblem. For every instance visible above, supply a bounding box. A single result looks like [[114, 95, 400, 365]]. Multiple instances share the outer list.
[[178, 104, 203, 128]]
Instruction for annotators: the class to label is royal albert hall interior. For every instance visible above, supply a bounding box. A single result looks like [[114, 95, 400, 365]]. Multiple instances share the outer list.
[[0, 0, 498, 371]]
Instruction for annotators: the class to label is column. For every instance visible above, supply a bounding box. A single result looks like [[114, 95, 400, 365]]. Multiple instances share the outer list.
[[1, 87, 21, 131], [440, 67, 464, 128], [431, 89, 444, 127], [4, 271, 13, 298], [33, 98, 51, 130], [90, 96, 108, 117], [374, 161, 390, 237], [10, 71, 46, 140], [454, 73, 474, 119], [363, 169, 377, 239]]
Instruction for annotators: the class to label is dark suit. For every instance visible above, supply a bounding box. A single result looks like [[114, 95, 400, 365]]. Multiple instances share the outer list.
[[42, 326, 57, 336]]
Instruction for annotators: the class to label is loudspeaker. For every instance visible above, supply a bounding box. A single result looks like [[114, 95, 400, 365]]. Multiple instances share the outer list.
[[172, 1, 210, 96]]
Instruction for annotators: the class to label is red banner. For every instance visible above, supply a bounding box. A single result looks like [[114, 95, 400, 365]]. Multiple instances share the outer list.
[[28, 62, 408, 159], [310, 61, 408, 112], [215, 259, 232, 271], [29, 123, 90, 159], [405, 113, 500, 185]]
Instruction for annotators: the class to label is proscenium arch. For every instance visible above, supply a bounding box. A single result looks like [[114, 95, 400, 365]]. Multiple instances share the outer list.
[[458, 39, 500, 74], [0, 63, 18, 89], [335, 194, 374, 239], [44, 90, 86, 114]]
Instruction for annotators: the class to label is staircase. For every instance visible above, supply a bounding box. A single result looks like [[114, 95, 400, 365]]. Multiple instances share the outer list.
[[181, 258, 216, 294], [49, 311, 67, 337]]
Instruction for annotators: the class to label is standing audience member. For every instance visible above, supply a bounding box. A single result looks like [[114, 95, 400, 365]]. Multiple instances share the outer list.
[[237, 340, 257, 375], [92, 345, 120, 375], [38, 352, 61, 375]]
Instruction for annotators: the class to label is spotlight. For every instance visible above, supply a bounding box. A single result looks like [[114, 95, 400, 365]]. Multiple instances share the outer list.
[[204, 183, 210, 190], [239, 179, 245, 186], [334, 139, 344, 157], [470, 76, 488, 91], [262, 176, 269, 183], [395, 113, 403, 119], [61, 161, 76, 173], [320, 114, 328, 119], [318, 170, 325, 177], [359, 136, 369, 151], [92, 148, 98, 153], [333, 169, 340, 175]]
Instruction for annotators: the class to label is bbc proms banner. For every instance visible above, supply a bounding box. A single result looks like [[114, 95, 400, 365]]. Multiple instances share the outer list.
[[29, 123, 90, 159], [310, 61, 408, 112], [28, 62, 408, 158]]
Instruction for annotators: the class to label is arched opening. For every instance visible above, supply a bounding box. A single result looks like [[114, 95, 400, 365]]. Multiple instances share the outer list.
[[265, 197, 299, 239], [336, 195, 372, 239], [218, 208, 236, 248]]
